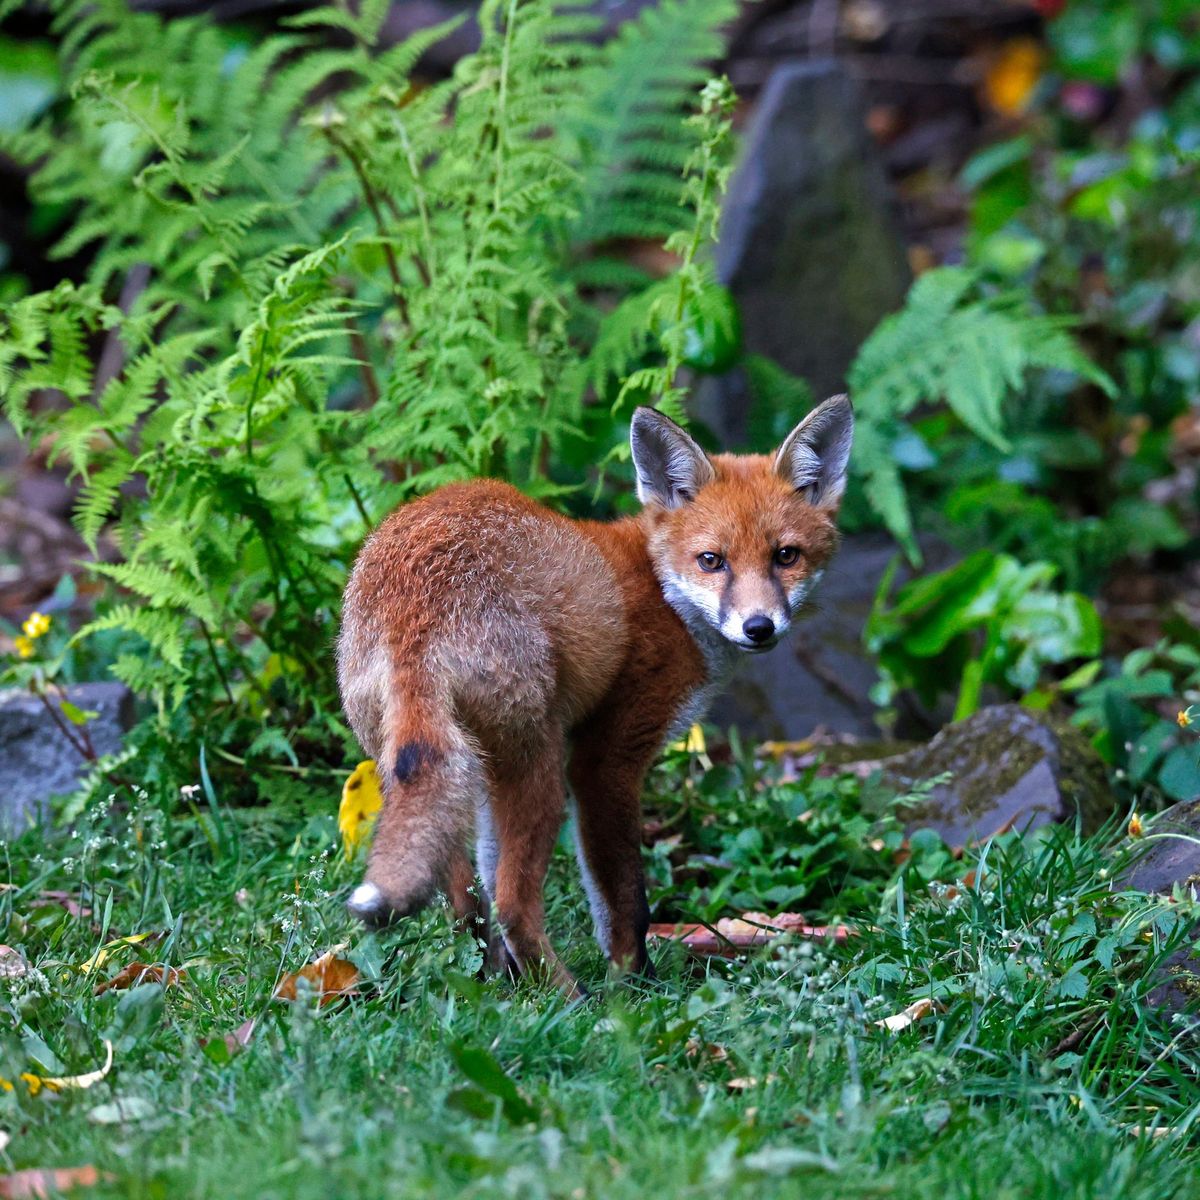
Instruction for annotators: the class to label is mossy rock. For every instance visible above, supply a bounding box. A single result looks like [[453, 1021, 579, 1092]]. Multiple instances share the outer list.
[[878, 704, 1115, 849], [1121, 801, 1200, 1012]]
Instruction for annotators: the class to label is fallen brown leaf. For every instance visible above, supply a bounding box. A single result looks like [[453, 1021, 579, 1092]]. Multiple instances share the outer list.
[[226, 1017, 257, 1051], [726, 1074, 778, 1090], [938, 870, 980, 903], [274, 949, 359, 1006], [202, 1017, 257, 1060], [873, 997, 940, 1033], [0, 1167, 107, 1199], [647, 913, 854, 957], [94, 962, 185, 995], [684, 1038, 729, 1064], [29, 891, 92, 921]]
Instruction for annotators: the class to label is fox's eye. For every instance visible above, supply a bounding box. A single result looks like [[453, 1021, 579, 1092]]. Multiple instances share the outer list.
[[774, 546, 802, 567], [697, 551, 725, 573]]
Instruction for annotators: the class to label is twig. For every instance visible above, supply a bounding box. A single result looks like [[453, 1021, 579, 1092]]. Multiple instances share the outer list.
[[1047, 1013, 1103, 1059], [34, 688, 92, 761]]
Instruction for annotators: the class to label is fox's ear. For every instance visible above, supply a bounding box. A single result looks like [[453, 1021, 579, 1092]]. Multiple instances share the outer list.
[[774, 394, 854, 507], [630, 407, 715, 509]]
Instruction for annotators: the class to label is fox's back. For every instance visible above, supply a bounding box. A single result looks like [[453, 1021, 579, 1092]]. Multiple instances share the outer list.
[[338, 480, 629, 754]]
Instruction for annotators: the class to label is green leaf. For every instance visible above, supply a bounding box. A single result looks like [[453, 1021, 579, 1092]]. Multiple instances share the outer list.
[[1158, 744, 1200, 801], [449, 1043, 537, 1125], [59, 700, 99, 726]]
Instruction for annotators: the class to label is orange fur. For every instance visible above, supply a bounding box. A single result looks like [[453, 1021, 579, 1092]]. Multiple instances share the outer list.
[[337, 397, 853, 996]]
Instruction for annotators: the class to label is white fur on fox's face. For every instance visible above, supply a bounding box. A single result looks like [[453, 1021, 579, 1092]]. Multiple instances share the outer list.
[[663, 565, 826, 653], [630, 398, 851, 656], [664, 569, 783, 653]]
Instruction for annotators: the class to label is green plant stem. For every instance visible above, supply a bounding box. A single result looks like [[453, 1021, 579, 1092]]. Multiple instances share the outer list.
[[199, 620, 236, 707]]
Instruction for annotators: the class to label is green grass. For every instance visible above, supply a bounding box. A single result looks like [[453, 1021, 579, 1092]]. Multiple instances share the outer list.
[[1, 749, 1198, 1199]]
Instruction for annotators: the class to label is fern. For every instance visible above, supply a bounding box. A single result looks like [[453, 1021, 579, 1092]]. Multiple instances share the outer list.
[[565, 0, 738, 247], [848, 267, 1115, 559], [0, 0, 740, 790]]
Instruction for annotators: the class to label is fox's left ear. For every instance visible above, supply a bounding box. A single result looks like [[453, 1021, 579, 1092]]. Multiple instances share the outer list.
[[774, 394, 854, 507]]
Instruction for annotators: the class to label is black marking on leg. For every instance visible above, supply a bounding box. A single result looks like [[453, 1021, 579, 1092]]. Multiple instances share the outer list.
[[394, 740, 439, 784]]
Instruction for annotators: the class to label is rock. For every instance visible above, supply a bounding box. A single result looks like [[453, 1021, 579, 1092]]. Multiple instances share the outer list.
[[693, 59, 911, 447], [877, 705, 1114, 848], [0, 684, 134, 835], [1124, 801, 1200, 895], [1122, 800, 1200, 1012], [708, 531, 954, 740]]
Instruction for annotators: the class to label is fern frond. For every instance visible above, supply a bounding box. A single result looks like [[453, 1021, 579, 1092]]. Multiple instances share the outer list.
[[848, 267, 1115, 557]]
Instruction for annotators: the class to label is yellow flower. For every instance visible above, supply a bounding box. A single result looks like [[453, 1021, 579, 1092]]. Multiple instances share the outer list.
[[668, 723, 707, 756], [1128, 812, 1144, 839], [13, 635, 35, 659], [339, 760, 383, 858], [1178, 709, 1193, 728], [22, 611, 51, 639]]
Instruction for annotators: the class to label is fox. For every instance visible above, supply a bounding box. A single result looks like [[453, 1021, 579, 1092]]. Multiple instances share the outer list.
[[336, 394, 853, 997]]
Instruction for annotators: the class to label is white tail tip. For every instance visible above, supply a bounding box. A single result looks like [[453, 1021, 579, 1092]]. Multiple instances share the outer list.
[[347, 882, 384, 919]]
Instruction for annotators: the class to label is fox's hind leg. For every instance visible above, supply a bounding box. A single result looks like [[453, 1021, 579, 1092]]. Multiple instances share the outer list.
[[567, 713, 658, 978], [485, 738, 580, 999], [444, 845, 511, 975]]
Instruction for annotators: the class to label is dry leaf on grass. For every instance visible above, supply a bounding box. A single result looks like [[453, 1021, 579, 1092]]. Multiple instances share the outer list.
[[684, 1039, 729, 1064], [726, 1074, 778, 1090], [648, 912, 854, 958], [274, 949, 359, 1006], [94, 962, 185, 995], [201, 1017, 257, 1063], [1127, 1124, 1175, 1139], [0, 1166, 108, 1198], [38, 1040, 115, 1092], [28, 891, 92, 921], [873, 998, 940, 1033], [77, 933, 156, 974], [224, 1018, 257, 1052], [338, 761, 383, 858], [0, 1041, 114, 1096]]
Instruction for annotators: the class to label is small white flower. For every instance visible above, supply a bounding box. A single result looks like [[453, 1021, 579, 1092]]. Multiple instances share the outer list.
[[180, 784, 201, 799]]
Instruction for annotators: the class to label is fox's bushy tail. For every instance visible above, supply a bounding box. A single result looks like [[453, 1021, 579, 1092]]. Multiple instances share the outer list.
[[347, 671, 481, 926]]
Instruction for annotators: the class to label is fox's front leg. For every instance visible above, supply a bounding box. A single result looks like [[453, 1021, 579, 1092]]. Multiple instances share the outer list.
[[567, 719, 660, 977]]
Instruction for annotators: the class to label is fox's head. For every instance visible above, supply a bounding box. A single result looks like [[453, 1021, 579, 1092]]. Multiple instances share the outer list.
[[631, 396, 853, 654]]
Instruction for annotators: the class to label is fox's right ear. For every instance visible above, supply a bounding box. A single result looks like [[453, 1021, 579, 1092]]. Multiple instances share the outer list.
[[630, 407, 716, 509]]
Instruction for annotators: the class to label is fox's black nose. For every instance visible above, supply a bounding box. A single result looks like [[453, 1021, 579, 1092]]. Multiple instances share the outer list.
[[743, 615, 775, 644]]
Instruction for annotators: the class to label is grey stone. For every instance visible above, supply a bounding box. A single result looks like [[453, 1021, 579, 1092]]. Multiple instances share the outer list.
[[878, 705, 1114, 849], [708, 531, 952, 740], [1124, 802, 1200, 998], [1124, 801, 1200, 896], [694, 59, 910, 447], [0, 683, 134, 835], [1120, 801, 1200, 1012]]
